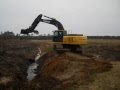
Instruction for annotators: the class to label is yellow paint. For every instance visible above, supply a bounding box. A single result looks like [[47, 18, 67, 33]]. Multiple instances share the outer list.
[[63, 36, 87, 45], [53, 36, 87, 45]]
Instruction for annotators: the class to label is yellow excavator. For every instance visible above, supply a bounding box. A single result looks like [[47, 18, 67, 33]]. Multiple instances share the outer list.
[[21, 14, 87, 53]]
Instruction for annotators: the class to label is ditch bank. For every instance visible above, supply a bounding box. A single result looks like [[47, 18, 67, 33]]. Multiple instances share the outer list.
[[0, 40, 47, 89]]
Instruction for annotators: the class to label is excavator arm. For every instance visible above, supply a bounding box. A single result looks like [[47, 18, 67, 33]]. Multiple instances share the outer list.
[[21, 14, 64, 34]]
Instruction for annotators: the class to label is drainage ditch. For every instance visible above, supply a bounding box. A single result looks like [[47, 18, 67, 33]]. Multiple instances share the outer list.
[[27, 48, 41, 80]]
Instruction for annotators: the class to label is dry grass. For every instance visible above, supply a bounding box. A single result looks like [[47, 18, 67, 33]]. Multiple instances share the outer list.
[[88, 39, 120, 45]]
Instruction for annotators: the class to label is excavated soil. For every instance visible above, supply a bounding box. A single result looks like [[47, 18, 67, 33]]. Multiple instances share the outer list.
[[25, 51, 112, 90], [0, 39, 120, 90]]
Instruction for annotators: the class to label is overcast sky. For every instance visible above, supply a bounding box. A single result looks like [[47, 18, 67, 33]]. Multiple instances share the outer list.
[[0, 0, 120, 36]]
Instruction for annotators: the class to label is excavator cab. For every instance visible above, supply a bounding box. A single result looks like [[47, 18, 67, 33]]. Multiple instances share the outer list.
[[53, 30, 67, 42]]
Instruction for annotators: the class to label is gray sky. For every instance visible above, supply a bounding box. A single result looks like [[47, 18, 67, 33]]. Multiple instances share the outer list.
[[0, 0, 120, 36]]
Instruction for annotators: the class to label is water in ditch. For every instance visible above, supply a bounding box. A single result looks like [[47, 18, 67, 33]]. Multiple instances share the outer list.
[[27, 48, 41, 81]]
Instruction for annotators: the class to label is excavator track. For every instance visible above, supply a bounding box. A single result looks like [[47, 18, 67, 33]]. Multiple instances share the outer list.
[[54, 44, 70, 53]]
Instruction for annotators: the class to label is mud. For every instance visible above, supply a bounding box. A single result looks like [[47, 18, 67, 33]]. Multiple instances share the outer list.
[[0, 40, 44, 89], [0, 39, 120, 90]]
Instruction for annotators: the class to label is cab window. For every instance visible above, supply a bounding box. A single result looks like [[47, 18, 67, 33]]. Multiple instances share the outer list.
[[59, 32, 62, 36], [54, 31, 58, 36]]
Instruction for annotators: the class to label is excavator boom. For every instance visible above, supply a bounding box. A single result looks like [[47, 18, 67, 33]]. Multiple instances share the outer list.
[[21, 14, 64, 34]]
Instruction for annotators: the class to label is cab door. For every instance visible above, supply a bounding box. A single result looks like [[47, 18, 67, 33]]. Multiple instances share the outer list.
[[53, 31, 63, 42]]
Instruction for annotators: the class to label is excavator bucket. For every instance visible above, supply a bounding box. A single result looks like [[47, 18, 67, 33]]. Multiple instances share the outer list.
[[21, 29, 29, 34], [21, 29, 39, 34]]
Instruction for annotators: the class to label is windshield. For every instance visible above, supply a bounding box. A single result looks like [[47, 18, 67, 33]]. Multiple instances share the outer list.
[[54, 31, 58, 36]]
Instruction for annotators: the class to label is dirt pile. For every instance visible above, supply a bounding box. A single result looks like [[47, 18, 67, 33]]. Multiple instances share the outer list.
[[41, 53, 69, 76], [26, 51, 112, 90]]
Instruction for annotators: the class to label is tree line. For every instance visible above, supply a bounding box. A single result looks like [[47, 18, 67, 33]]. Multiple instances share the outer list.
[[0, 31, 120, 40], [0, 31, 52, 40]]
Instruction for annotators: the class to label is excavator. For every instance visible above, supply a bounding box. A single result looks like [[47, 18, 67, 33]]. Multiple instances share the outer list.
[[21, 14, 87, 53]]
